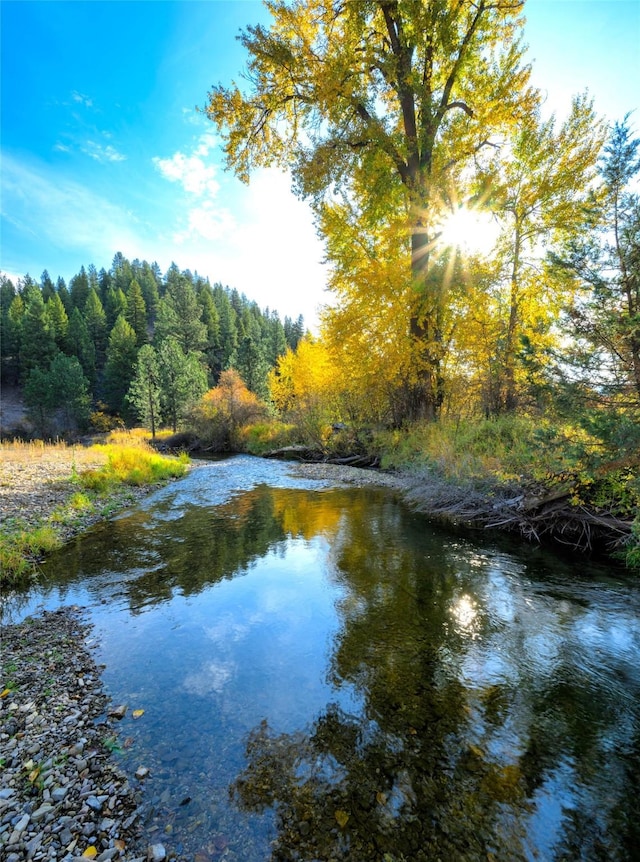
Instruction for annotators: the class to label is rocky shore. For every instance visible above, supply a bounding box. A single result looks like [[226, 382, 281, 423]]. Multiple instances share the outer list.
[[0, 607, 155, 862]]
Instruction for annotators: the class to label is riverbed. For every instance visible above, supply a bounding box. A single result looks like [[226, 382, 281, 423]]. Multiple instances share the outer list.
[[3, 455, 639, 861]]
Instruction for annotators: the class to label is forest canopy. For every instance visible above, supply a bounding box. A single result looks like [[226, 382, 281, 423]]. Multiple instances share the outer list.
[[0, 255, 305, 436]]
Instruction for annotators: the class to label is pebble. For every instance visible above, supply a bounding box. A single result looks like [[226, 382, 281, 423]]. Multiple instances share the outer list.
[[0, 608, 157, 861]]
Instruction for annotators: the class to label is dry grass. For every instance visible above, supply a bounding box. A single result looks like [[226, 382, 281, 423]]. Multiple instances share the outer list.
[[0, 441, 107, 527]]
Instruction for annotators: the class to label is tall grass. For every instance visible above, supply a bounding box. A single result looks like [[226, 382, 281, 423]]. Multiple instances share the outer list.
[[375, 415, 600, 484], [0, 525, 61, 581], [78, 445, 188, 491]]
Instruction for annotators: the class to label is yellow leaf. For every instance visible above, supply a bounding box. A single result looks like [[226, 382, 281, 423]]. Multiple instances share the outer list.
[[335, 809, 350, 828], [1, 688, 11, 698], [132, 709, 145, 719], [376, 791, 387, 806], [28, 767, 41, 784], [82, 847, 98, 859]]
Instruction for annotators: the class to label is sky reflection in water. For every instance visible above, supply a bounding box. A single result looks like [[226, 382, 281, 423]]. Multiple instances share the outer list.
[[9, 456, 640, 861]]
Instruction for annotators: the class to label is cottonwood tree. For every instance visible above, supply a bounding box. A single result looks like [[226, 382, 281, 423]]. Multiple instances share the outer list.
[[205, 0, 536, 419], [478, 95, 604, 413]]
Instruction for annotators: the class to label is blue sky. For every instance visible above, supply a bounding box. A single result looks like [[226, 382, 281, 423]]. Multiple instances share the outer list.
[[1, 1, 639, 328]]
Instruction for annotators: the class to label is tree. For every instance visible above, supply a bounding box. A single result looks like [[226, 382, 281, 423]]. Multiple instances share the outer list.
[[558, 117, 640, 405], [205, 0, 536, 419], [212, 284, 238, 372], [268, 336, 342, 445], [284, 314, 305, 352], [158, 337, 208, 432], [198, 286, 221, 376], [190, 369, 267, 450], [20, 285, 57, 380], [1, 276, 18, 383], [485, 95, 604, 413], [127, 344, 162, 437], [84, 288, 108, 369], [155, 275, 207, 355], [24, 354, 90, 435], [69, 265, 90, 310], [105, 286, 127, 330], [56, 277, 72, 315], [236, 308, 270, 397], [104, 315, 138, 416], [137, 262, 160, 324], [67, 307, 96, 388], [125, 278, 148, 347], [45, 292, 69, 352], [40, 270, 56, 302]]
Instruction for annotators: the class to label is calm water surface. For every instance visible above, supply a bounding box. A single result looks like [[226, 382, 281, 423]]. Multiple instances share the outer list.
[[6, 455, 640, 861]]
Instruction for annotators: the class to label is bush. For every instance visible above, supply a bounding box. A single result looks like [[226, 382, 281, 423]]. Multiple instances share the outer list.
[[238, 421, 297, 454], [189, 370, 268, 451]]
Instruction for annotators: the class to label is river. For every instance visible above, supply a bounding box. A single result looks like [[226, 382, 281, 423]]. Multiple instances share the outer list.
[[6, 455, 640, 861]]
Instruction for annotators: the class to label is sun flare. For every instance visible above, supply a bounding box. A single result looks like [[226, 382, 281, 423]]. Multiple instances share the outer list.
[[439, 207, 499, 256]]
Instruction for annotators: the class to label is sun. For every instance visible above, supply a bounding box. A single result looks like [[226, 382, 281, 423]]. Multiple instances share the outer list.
[[439, 207, 499, 255]]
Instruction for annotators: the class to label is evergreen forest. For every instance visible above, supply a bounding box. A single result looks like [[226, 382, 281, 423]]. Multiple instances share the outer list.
[[0, 254, 305, 435]]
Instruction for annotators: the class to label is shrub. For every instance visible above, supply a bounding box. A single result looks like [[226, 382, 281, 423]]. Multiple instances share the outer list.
[[189, 370, 268, 451], [238, 421, 297, 454]]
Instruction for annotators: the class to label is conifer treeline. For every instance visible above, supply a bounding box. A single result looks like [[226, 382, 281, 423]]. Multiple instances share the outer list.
[[0, 252, 305, 431]]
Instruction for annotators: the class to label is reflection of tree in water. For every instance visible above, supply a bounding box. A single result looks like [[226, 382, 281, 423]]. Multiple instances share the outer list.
[[232, 501, 640, 861], [232, 702, 533, 861], [231, 505, 533, 861]]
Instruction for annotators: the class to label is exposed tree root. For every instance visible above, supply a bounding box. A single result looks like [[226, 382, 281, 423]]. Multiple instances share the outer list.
[[402, 478, 633, 555]]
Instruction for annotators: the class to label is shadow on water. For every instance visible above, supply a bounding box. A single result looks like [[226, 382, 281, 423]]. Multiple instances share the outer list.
[[6, 456, 640, 861]]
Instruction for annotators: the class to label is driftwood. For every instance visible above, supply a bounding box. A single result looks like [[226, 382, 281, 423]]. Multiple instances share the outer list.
[[403, 478, 632, 555], [264, 446, 380, 468]]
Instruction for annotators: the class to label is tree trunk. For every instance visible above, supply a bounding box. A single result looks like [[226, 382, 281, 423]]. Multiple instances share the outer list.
[[502, 220, 522, 413], [406, 220, 444, 422]]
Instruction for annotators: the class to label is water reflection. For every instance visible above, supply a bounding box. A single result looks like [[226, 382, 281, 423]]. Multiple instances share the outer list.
[[7, 456, 640, 860]]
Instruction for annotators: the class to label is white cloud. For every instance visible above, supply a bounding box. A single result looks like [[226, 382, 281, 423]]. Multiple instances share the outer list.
[[175, 201, 237, 244], [71, 90, 93, 108], [153, 151, 219, 196], [193, 130, 218, 157], [81, 141, 127, 163]]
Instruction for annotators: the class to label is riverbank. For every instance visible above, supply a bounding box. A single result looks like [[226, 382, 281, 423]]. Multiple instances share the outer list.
[[0, 607, 149, 861], [0, 439, 187, 587]]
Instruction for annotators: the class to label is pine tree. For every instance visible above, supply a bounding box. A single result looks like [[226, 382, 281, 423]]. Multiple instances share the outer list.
[[125, 279, 148, 347], [20, 285, 57, 380], [45, 292, 69, 352], [40, 270, 56, 302], [105, 287, 127, 330], [127, 344, 162, 436], [84, 289, 108, 369], [3, 291, 23, 384], [104, 315, 138, 415], [67, 307, 96, 389], [158, 337, 208, 431], [69, 266, 90, 310], [155, 275, 207, 355], [24, 354, 90, 435]]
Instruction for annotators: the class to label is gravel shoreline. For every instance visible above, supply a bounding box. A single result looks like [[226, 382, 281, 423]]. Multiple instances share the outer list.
[[0, 607, 151, 862]]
